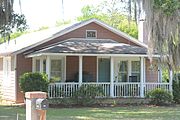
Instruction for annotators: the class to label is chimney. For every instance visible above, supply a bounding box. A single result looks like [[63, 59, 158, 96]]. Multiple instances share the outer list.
[[138, 19, 148, 44]]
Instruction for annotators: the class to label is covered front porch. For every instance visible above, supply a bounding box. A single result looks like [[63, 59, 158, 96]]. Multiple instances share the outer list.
[[31, 55, 170, 98], [28, 39, 171, 98]]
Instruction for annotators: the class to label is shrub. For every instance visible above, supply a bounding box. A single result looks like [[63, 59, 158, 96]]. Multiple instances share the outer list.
[[48, 98, 75, 106], [173, 73, 180, 103], [19, 72, 49, 93], [72, 84, 104, 106], [146, 88, 173, 106]]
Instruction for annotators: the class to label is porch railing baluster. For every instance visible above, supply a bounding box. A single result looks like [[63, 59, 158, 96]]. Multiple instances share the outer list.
[[48, 82, 170, 99]]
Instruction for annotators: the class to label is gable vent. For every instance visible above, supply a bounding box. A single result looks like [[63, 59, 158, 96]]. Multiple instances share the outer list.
[[86, 30, 97, 38]]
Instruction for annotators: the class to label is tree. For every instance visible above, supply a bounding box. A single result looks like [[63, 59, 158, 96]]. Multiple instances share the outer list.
[[124, 0, 180, 90], [77, 4, 138, 38], [0, 0, 27, 43], [135, 0, 180, 71], [77, 5, 101, 21]]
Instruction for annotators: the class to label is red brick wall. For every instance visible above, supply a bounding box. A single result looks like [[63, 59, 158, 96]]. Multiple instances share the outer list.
[[16, 54, 32, 103], [66, 56, 79, 81], [66, 56, 97, 82], [83, 56, 97, 82], [145, 59, 158, 82]]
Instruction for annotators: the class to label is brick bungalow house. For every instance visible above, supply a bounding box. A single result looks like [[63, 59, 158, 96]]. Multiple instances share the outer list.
[[0, 19, 170, 103]]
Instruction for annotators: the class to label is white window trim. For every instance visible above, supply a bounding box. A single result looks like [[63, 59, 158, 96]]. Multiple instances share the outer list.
[[32, 56, 46, 72], [50, 57, 65, 82], [32, 56, 66, 82], [86, 30, 97, 39], [117, 60, 128, 82], [114, 57, 141, 82]]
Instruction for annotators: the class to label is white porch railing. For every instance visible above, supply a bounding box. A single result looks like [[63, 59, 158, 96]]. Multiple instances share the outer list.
[[48, 82, 170, 98], [82, 83, 111, 97], [114, 82, 140, 97], [48, 83, 79, 98], [144, 83, 170, 96]]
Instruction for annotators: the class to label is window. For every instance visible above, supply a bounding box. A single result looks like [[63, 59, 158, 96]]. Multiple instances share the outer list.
[[34, 59, 46, 73], [33, 57, 64, 82], [50, 59, 62, 82], [86, 30, 97, 38], [131, 61, 140, 82], [115, 59, 141, 82], [35, 59, 40, 72], [117, 61, 128, 82]]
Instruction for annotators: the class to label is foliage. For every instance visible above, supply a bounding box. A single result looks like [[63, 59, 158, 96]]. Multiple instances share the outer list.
[[117, 20, 138, 39], [137, 0, 180, 70], [173, 73, 180, 103], [154, 0, 180, 16], [0, 31, 26, 44], [19, 72, 49, 93], [72, 84, 104, 106], [77, 5, 101, 21], [48, 98, 75, 106], [0, 13, 28, 42], [55, 20, 71, 27], [146, 88, 173, 106], [162, 68, 169, 82], [0, 0, 28, 43], [35, 26, 49, 32], [77, 4, 138, 39]]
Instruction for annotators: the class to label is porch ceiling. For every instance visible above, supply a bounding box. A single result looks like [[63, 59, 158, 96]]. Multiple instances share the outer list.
[[28, 39, 147, 57]]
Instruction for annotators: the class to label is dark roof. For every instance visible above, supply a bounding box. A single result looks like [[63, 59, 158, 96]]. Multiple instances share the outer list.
[[29, 39, 147, 56]]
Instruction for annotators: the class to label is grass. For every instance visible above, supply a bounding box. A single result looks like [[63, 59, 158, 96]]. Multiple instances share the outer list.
[[0, 105, 180, 120]]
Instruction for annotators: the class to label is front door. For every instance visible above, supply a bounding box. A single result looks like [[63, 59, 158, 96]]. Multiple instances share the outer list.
[[98, 58, 110, 82]]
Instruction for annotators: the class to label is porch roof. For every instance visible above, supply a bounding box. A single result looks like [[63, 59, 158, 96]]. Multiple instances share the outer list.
[[27, 39, 148, 57]]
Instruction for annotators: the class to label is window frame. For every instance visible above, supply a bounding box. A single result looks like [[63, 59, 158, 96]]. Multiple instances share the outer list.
[[131, 61, 140, 82], [86, 30, 97, 39], [114, 58, 141, 82], [50, 58, 63, 82], [32, 56, 65, 82], [117, 61, 128, 82]]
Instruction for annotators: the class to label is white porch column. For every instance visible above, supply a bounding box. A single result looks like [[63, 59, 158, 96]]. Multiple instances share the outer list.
[[32, 58, 36, 72], [46, 56, 51, 80], [110, 57, 114, 97], [128, 60, 131, 82], [140, 57, 144, 98], [169, 69, 173, 92], [157, 59, 162, 83], [79, 56, 83, 86], [143, 58, 146, 83]]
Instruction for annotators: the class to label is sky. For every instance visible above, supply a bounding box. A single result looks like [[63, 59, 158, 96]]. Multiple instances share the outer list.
[[14, 0, 103, 30]]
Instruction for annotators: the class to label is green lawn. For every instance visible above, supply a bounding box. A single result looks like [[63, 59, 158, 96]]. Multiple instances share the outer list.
[[0, 105, 180, 120]]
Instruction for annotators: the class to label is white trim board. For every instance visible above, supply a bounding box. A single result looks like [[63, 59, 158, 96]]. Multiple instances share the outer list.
[[27, 53, 159, 58]]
